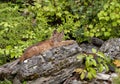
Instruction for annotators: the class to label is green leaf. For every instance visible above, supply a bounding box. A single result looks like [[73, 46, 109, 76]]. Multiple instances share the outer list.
[[0, 49, 5, 54], [23, 81, 27, 84], [112, 22, 117, 26], [11, 52, 16, 58], [92, 48, 97, 53], [105, 17, 110, 21], [104, 64, 109, 71], [117, 20, 120, 24], [6, 45, 12, 50], [90, 68, 96, 73], [110, 13, 116, 20], [89, 55, 93, 59], [80, 72, 85, 80], [90, 33, 94, 37], [101, 28, 105, 31], [90, 68, 96, 78], [92, 72, 97, 78], [99, 16, 105, 20], [85, 57, 90, 68], [99, 64, 104, 72], [95, 32, 101, 37], [103, 12, 107, 16], [107, 28, 111, 32], [5, 50, 9, 55], [56, 12, 62, 17], [91, 59, 97, 66], [104, 4, 109, 10], [96, 52, 105, 59], [89, 24, 93, 29], [104, 32, 110, 37], [4, 79, 12, 84], [87, 72, 92, 80], [77, 54, 85, 60]]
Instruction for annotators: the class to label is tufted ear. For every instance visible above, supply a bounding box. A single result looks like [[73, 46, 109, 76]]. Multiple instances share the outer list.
[[58, 30, 64, 41], [52, 29, 58, 36], [60, 30, 64, 36], [51, 29, 64, 42], [50, 29, 58, 41]]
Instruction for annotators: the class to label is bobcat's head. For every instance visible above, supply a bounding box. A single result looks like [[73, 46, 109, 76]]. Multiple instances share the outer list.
[[51, 29, 64, 42]]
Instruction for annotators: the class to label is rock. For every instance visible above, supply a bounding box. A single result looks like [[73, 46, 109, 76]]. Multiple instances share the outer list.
[[96, 73, 110, 80], [0, 41, 83, 84], [109, 73, 118, 81], [96, 73, 118, 82], [71, 79, 82, 84], [100, 38, 120, 59], [110, 73, 118, 78], [91, 37, 104, 47], [79, 43, 99, 53], [1, 38, 119, 84], [17, 42, 81, 80]]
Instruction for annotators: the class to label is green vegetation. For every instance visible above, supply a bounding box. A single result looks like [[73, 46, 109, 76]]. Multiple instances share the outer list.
[[0, 1, 120, 83], [0, 0, 120, 65], [75, 48, 115, 80], [112, 68, 120, 84], [0, 79, 12, 84], [87, 0, 120, 39]]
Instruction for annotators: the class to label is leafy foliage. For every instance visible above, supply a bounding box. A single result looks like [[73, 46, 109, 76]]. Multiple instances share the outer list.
[[112, 69, 120, 84], [0, 79, 12, 84], [85, 0, 120, 39], [0, 0, 81, 64], [0, 0, 120, 65], [0, 2, 53, 64], [76, 48, 114, 80]]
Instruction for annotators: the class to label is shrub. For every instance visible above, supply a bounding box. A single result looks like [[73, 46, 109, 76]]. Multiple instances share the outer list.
[[75, 48, 115, 80], [0, 0, 120, 65], [84, 0, 120, 39], [0, 2, 53, 64]]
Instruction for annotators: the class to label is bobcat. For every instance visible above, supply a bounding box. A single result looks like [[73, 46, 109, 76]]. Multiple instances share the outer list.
[[19, 30, 75, 62]]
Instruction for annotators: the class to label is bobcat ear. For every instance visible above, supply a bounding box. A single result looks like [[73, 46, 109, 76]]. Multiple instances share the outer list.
[[52, 29, 58, 35], [60, 30, 64, 35], [59, 30, 64, 39]]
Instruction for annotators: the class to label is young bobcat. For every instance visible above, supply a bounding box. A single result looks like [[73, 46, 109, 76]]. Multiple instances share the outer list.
[[20, 30, 75, 62]]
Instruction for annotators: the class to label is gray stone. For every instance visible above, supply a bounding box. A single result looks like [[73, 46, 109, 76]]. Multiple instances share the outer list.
[[72, 79, 82, 84], [91, 37, 104, 47], [79, 43, 99, 53], [17, 42, 82, 82], [96, 73, 110, 80], [100, 38, 120, 59]]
